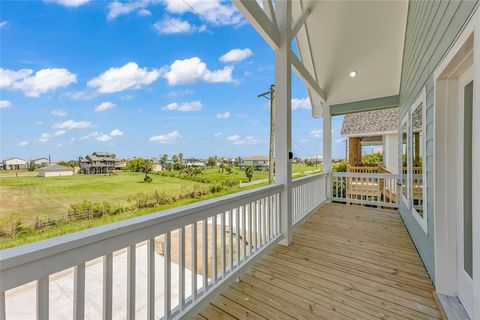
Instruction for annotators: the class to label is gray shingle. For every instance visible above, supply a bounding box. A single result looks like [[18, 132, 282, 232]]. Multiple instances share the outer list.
[[341, 108, 398, 136]]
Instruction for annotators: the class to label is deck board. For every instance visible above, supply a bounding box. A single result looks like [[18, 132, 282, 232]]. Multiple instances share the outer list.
[[198, 203, 441, 320]]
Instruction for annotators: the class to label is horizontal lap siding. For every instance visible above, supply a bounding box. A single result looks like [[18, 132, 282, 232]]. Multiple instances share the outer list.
[[399, 0, 478, 281]]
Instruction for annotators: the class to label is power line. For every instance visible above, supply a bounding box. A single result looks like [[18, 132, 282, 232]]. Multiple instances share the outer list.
[[292, 139, 315, 158], [165, 18, 190, 34], [182, 0, 217, 25]]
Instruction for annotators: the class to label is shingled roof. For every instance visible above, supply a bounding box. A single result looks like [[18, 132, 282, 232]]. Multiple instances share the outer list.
[[341, 108, 399, 136]]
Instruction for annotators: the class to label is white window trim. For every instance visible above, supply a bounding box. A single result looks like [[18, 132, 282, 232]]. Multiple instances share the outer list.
[[410, 87, 428, 234], [400, 113, 410, 208]]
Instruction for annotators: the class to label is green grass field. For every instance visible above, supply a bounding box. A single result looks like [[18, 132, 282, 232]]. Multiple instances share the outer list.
[[0, 163, 322, 248], [0, 163, 322, 221]]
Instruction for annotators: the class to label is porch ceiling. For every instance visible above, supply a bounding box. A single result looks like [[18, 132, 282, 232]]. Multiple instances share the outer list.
[[293, 0, 408, 108]]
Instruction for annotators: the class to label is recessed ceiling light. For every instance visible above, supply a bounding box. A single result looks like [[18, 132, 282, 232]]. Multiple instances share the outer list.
[[349, 71, 358, 78]]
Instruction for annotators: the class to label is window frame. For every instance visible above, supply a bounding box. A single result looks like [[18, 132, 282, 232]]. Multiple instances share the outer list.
[[409, 87, 428, 233], [400, 112, 410, 209]]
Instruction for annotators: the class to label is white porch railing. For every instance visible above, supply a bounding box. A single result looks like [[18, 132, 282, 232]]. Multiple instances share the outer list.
[[331, 172, 399, 208], [291, 173, 328, 226], [0, 184, 283, 320]]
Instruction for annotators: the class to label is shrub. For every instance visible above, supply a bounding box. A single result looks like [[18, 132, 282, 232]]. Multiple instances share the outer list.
[[332, 160, 347, 172], [0, 212, 24, 237]]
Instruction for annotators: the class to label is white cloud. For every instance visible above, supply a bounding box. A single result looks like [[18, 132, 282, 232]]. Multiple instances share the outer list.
[[162, 101, 203, 112], [292, 97, 311, 110], [164, 57, 233, 86], [96, 134, 112, 142], [0, 100, 11, 109], [310, 130, 323, 138], [17, 141, 29, 147], [219, 48, 253, 63], [216, 111, 230, 119], [214, 132, 223, 137], [149, 130, 183, 144], [95, 102, 115, 112], [138, 9, 151, 16], [51, 109, 67, 117], [153, 17, 206, 35], [39, 129, 67, 142], [107, 1, 145, 20], [166, 89, 193, 98], [225, 135, 260, 145], [0, 21, 8, 28], [87, 62, 163, 93], [53, 119, 91, 130], [162, 0, 242, 26], [44, 0, 90, 7], [110, 129, 123, 137], [0, 67, 76, 97], [35, 121, 44, 125], [79, 131, 99, 140]]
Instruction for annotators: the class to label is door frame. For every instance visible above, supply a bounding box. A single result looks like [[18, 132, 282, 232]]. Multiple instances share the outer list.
[[433, 8, 479, 318]]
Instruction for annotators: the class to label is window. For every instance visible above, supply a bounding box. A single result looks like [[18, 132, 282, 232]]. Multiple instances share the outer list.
[[401, 115, 409, 206], [409, 88, 427, 232]]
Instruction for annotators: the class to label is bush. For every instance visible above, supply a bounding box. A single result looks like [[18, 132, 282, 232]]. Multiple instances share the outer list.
[[144, 175, 153, 183], [362, 153, 383, 166], [0, 212, 24, 237], [332, 160, 347, 172]]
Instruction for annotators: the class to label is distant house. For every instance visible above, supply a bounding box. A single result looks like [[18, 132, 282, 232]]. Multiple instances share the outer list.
[[38, 164, 74, 177], [302, 155, 323, 165], [184, 158, 206, 168], [239, 156, 269, 171], [341, 108, 399, 173], [32, 157, 50, 166], [2, 157, 28, 170], [79, 152, 117, 174]]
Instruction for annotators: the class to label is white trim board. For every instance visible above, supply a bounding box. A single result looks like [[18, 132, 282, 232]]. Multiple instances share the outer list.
[[433, 7, 479, 319]]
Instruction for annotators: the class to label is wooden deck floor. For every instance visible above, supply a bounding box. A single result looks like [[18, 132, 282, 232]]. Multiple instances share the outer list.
[[196, 203, 442, 320]]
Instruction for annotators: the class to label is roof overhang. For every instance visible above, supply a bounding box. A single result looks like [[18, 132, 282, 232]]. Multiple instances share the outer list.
[[234, 0, 408, 118]]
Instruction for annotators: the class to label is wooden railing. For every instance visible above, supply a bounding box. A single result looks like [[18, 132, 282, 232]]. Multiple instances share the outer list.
[[332, 172, 399, 208], [0, 185, 283, 320], [291, 173, 327, 226], [347, 165, 391, 174]]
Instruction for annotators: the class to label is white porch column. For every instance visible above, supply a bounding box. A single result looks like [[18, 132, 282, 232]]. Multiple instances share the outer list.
[[322, 105, 332, 200], [275, 0, 292, 246]]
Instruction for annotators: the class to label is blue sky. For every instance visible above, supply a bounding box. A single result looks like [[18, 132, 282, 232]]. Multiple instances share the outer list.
[[0, 0, 347, 161]]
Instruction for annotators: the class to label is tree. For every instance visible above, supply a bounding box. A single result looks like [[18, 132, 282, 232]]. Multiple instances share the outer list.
[[207, 157, 217, 168], [245, 165, 254, 182], [139, 159, 154, 182], [160, 154, 168, 166], [28, 160, 36, 171], [172, 154, 179, 163], [234, 156, 242, 167], [178, 153, 183, 163], [225, 165, 233, 174]]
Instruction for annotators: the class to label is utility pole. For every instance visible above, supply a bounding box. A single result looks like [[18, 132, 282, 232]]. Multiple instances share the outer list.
[[258, 84, 275, 184]]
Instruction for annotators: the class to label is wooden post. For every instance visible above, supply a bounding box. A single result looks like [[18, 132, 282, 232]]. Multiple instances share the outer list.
[[275, 0, 292, 246], [348, 137, 362, 166]]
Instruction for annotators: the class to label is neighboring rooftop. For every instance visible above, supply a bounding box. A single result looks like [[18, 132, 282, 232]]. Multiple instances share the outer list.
[[341, 108, 399, 136], [39, 164, 72, 172], [243, 156, 268, 161]]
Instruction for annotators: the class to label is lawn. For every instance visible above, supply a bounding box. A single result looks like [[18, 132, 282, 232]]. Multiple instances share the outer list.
[[0, 163, 323, 248], [0, 163, 323, 221], [0, 172, 205, 221]]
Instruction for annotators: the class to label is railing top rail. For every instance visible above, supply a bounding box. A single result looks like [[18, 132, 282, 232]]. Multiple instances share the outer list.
[[332, 172, 399, 179], [291, 172, 327, 187], [0, 184, 284, 276]]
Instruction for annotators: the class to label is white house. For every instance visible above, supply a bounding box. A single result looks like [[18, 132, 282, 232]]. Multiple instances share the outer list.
[[239, 156, 269, 171], [32, 158, 50, 166], [341, 108, 399, 173], [184, 158, 206, 168], [38, 165, 74, 177], [2, 157, 28, 170]]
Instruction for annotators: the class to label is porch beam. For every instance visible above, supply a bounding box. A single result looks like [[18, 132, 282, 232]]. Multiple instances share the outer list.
[[274, 0, 292, 246], [290, 7, 311, 40], [261, 0, 278, 33], [232, 0, 280, 49], [330, 95, 399, 116], [290, 52, 326, 102]]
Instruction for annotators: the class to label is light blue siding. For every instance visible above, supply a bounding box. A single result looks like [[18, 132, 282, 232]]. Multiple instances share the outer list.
[[398, 0, 478, 281]]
